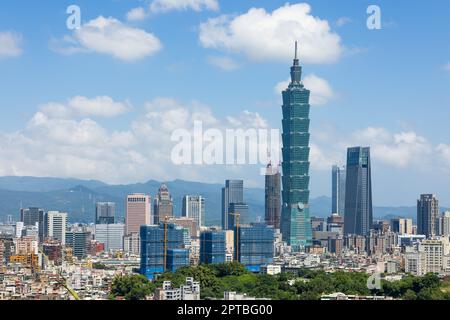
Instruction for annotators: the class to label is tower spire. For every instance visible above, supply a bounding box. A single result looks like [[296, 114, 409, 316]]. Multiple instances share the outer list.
[[293, 41, 299, 66]]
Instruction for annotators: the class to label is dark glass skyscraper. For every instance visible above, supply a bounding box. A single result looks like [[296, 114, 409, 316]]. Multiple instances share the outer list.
[[222, 180, 244, 230], [95, 202, 115, 224], [265, 163, 281, 229], [344, 147, 373, 236], [280, 42, 313, 249], [20, 207, 45, 242]]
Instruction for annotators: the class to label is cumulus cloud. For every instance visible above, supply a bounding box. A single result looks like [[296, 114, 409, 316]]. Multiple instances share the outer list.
[[207, 56, 239, 71], [150, 0, 219, 12], [309, 126, 434, 171], [274, 74, 335, 106], [0, 31, 23, 58], [39, 96, 131, 119], [53, 16, 162, 61], [126, 7, 148, 22], [199, 3, 343, 64], [0, 97, 272, 185]]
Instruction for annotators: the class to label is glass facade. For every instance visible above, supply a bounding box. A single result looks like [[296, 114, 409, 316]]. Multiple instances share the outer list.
[[344, 147, 373, 236], [332, 165, 346, 215], [200, 230, 226, 264], [280, 43, 313, 249], [234, 223, 274, 272], [222, 180, 244, 230], [140, 223, 187, 279]]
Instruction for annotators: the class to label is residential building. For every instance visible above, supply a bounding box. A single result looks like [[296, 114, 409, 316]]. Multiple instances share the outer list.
[[391, 218, 413, 235], [234, 223, 274, 272], [417, 194, 439, 237], [200, 230, 226, 264], [182, 195, 205, 229]]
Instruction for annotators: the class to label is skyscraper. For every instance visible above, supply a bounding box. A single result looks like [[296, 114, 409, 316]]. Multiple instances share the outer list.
[[20, 207, 45, 243], [182, 195, 205, 228], [227, 203, 249, 230], [95, 202, 115, 225], [344, 147, 373, 236], [154, 184, 174, 224], [126, 194, 151, 235], [265, 163, 281, 229], [221, 180, 244, 230], [332, 165, 346, 215], [417, 194, 439, 237], [46, 211, 68, 245], [280, 42, 313, 249]]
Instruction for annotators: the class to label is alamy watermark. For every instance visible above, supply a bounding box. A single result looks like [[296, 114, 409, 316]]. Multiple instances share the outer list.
[[170, 121, 281, 175]]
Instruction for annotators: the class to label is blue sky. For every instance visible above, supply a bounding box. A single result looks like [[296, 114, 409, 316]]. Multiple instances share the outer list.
[[0, 0, 449, 206]]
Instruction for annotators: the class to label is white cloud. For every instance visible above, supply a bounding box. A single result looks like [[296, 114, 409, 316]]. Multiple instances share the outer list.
[[126, 7, 148, 22], [274, 74, 335, 106], [0, 31, 23, 58], [311, 126, 433, 171], [54, 16, 162, 61], [150, 0, 219, 12], [0, 97, 271, 184], [199, 3, 343, 64], [207, 56, 239, 71], [444, 62, 450, 71], [437, 144, 450, 166], [39, 96, 131, 119], [336, 17, 351, 27]]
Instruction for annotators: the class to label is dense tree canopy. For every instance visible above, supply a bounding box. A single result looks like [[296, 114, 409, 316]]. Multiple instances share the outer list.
[[109, 264, 450, 300]]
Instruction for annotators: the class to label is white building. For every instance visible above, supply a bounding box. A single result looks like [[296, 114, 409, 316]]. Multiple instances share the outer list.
[[94, 224, 125, 252], [182, 195, 205, 228], [405, 237, 450, 276], [154, 277, 200, 301], [46, 211, 68, 245], [123, 233, 140, 255], [440, 211, 450, 236]]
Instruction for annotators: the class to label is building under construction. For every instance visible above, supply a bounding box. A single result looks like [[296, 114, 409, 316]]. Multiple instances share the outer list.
[[140, 222, 189, 280]]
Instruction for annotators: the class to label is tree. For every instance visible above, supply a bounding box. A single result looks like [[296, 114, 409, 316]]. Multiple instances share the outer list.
[[110, 274, 155, 300]]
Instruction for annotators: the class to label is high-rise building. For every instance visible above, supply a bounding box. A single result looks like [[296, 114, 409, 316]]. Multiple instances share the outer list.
[[227, 203, 249, 230], [265, 163, 281, 229], [126, 194, 151, 235], [332, 165, 346, 215], [234, 223, 274, 272], [65, 228, 91, 259], [154, 184, 174, 224], [200, 230, 226, 264], [20, 207, 45, 242], [344, 147, 373, 236], [170, 217, 198, 239], [440, 211, 450, 236], [391, 218, 413, 235], [95, 224, 125, 252], [95, 202, 115, 225], [327, 213, 344, 235], [46, 211, 67, 245], [182, 195, 205, 228], [140, 222, 188, 280], [222, 180, 244, 230], [417, 194, 439, 237], [123, 233, 141, 255], [280, 42, 313, 249]]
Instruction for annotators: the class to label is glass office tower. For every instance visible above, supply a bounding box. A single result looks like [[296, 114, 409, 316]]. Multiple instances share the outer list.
[[344, 147, 373, 236], [280, 42, 313, 250], [332, 165, 346, 215]]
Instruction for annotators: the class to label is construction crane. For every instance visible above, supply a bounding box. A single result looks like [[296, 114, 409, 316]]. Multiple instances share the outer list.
[[39, 247, 80, 300]]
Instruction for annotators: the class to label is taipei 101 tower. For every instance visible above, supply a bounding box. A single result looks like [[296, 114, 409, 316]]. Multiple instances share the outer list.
[[280, 42, 313, 250]]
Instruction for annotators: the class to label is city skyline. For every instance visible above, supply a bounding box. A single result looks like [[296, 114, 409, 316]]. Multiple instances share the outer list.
[[0, 1, 449, 207]]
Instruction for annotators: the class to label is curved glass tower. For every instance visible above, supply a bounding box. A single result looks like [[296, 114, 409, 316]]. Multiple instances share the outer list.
[[280, 42, 313, 250]]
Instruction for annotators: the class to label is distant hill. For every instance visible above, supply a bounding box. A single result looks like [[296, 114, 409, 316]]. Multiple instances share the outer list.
[[0, 176, 447, 225]]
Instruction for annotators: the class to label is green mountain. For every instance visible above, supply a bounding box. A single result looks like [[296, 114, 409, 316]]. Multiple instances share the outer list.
[[0, 176, 444, 225]]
